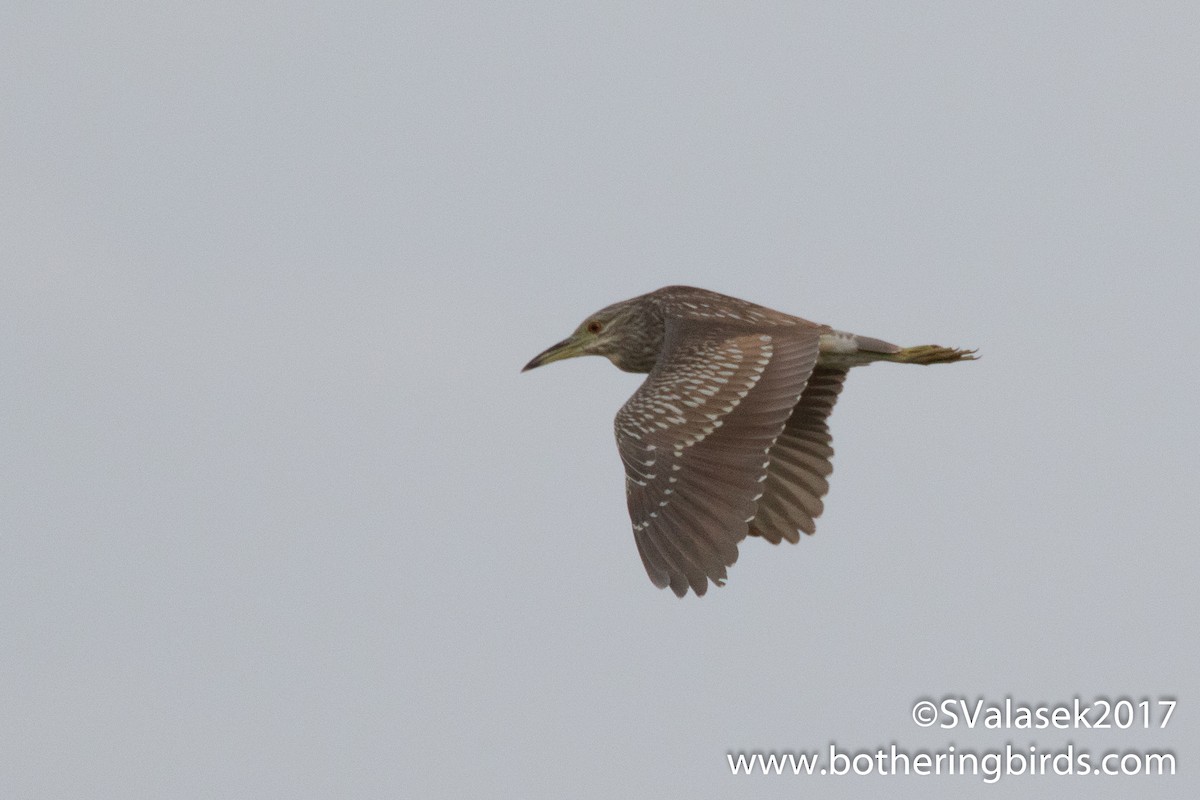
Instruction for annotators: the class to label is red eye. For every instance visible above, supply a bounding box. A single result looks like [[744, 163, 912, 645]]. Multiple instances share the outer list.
[[586, 320, 603, 334]]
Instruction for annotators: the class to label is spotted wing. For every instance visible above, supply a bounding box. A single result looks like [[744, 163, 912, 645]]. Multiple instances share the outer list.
[[614, 320, 821, 596], [749, 367, 848, 543]]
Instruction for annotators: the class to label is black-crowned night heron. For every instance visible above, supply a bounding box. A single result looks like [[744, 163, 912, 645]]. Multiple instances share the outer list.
[[523, 285, 974, 597]]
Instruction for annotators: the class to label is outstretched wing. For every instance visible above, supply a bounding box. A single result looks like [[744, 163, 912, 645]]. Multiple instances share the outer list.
[[614, 319, 820, 596], [749, 367, 848, 543]]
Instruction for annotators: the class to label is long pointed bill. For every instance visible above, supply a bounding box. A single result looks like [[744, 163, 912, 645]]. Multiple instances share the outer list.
[[522, 336, 586, 372]]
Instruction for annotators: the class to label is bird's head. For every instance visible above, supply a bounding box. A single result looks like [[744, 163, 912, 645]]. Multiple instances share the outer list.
[[522, 295, 661, 374]]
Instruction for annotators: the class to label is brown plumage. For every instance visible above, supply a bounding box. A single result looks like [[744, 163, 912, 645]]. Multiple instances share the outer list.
[[523, 286, 975, 597]]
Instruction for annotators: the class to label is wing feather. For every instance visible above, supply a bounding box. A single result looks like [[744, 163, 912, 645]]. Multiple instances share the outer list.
[[749, 367, 848, 544], [615, 320, 821, 595]]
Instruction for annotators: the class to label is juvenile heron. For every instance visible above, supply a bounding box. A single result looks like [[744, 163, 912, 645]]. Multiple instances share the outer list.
[[522, 285, 974, 597]]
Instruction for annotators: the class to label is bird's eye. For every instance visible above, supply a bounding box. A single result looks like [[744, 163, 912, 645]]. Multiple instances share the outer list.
[[586, 320, 603, 334]]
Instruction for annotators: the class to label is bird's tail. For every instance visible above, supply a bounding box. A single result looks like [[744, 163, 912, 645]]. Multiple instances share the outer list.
[[889, 344, 978, 365]]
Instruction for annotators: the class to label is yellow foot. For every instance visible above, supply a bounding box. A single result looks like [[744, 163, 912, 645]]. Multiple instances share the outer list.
[[892, 345, 978, 365]]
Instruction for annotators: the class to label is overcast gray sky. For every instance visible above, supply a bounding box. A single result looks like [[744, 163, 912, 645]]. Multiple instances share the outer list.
[[2, 2, 1197, 798]]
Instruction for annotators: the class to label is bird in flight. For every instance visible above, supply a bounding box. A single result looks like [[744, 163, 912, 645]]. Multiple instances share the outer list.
[[523, 286, 974, 597]]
